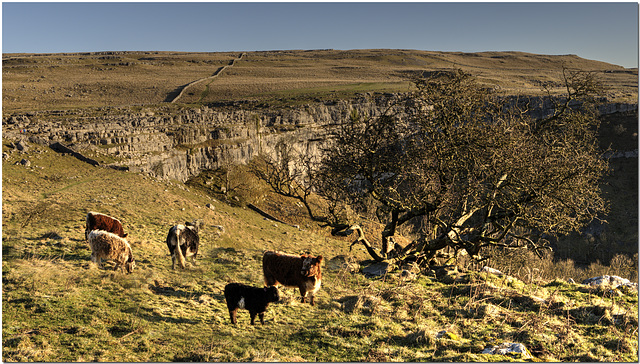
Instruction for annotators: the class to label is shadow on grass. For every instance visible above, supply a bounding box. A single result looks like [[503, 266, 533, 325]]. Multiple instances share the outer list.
[[149, 285, 194, 298]]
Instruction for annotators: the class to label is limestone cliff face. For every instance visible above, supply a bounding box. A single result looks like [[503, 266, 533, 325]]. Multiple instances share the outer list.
[[2, 94, 403, 181], [3, 94, 636, 182]]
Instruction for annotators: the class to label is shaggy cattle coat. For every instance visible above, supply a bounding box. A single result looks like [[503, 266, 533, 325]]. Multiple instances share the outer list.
[[166, 221, 201, 269], [85, 212, 127, 240], [262, 250, 323, 305], [88, 230, 135, 274], [224, 283, 280, 325]]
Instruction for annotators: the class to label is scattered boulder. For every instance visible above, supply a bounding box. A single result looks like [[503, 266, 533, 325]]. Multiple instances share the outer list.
[[582, 275, 638, 291], [211, 225, 225, 233], [205, 203, 215, 211], [16, 159, 30, 167], [328, 255, 360, 273], [338, 294, 380, 314], [481, 266, 504, 276], [482, 342, 533, 359], [14, 139, 29, 152], [362, 261, 391, 277], [400, 269, 417, 281]]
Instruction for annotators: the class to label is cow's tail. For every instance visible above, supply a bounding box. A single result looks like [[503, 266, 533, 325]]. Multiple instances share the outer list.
[[174, 228, 186, 269]]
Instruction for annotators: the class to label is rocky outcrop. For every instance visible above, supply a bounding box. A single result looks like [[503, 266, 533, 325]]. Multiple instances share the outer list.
[[2, 94, 404, 181], [2, 94, 636, 182]]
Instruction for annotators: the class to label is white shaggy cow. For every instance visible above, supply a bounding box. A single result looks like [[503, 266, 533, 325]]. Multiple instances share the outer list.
[[88, 230, 135, 274]]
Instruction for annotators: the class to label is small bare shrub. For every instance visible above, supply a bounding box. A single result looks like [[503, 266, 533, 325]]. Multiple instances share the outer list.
[[478, 246, 638, 284], [613, 123, 627, 135], [608, 253, 638, 282], [548, 258, 577, 281]]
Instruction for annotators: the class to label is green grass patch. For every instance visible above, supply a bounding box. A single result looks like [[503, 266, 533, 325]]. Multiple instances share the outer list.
[[2, 140, 638, 362]]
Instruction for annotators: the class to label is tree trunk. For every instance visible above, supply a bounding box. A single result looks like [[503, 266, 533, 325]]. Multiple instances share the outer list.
[[345, 225, 386, 262]]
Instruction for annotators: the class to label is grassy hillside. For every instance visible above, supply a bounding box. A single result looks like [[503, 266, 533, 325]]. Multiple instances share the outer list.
[[2, 140, 638, 362], [3, 49, 637, 113]]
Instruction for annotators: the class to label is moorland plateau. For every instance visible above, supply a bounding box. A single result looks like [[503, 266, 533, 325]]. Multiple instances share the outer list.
[[2, 49, 638, 362]]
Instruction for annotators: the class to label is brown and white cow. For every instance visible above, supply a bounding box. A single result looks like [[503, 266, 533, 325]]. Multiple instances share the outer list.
[[262, 250, 323, 305], [85, 212, 127, 240]]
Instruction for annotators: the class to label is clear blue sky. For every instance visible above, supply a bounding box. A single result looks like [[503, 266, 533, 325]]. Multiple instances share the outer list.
[[2, 2, 638, 68]]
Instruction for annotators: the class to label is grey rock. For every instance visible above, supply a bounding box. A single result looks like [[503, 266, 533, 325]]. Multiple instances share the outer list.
[[1, 97, 635, 186], [482, 342, 532, 359], [481, 266, 504, 276], [211, 225, 225, 233], [15, 140, 29, 152], [362, 261, 391, 277], [582, 275, 638, 290]]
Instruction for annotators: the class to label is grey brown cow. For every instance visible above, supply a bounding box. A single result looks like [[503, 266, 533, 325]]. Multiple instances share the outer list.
[[166, 220, 202, 269]]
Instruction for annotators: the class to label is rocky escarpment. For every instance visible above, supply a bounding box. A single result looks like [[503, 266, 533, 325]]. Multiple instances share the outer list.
[[2, 94, 404, 181], [3, 94, 637, 182]]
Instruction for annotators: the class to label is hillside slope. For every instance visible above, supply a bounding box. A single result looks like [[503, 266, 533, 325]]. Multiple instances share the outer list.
[[2, 49, 637, 113], [2, 139, 638, 362]]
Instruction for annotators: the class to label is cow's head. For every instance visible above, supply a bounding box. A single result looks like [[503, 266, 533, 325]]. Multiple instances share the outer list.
[[186, 219, 204, 233], [125, 255, 136, 274], [264, 286, 280, 303], [301, 255, 323, 277]]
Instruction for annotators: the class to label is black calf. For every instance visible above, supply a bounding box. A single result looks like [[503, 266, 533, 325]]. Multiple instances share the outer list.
[[224, 283, 280, 325]]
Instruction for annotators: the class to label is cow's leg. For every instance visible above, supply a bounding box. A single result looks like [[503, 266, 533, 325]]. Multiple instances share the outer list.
[[309, 294, 315, 306], [229, 308, 238, 324], [250, 311, 257, 325], [171, 254, 176, 270], [92, 254, 104, 269], [259, 312, 265, 325], [299, 286, 307, 304], [264, 273, 277, 287]]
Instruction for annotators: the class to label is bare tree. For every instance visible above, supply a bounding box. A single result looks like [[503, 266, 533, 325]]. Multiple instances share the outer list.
[[249, 139, 324, 222], [254, 69, 609, 268]]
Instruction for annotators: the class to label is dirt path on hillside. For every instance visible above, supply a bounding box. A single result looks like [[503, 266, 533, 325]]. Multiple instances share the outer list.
[[165, 53, 245, 103]]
